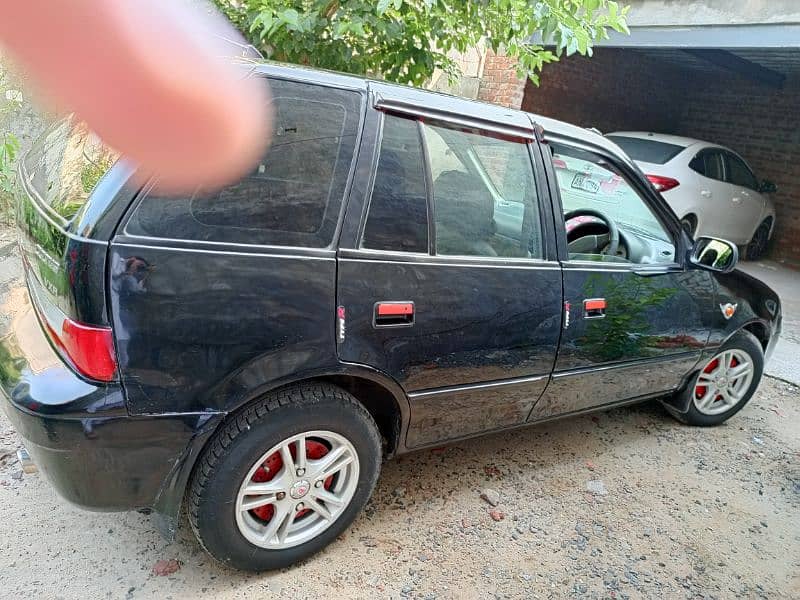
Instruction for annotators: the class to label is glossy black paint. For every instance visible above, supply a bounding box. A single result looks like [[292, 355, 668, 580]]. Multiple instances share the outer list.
[[108, 241, 341, 415], [530, 265, 713, 420], [0, 63, 782, 540], [338, 253, 562, 447], [16, 158, 137, 328], [0, 285, 224, 521]]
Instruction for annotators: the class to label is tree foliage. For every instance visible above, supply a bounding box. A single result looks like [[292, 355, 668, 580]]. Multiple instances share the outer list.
[[214, 0, 629, 86]]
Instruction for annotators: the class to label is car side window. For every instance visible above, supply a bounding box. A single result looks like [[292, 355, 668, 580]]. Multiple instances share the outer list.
[[690, 150, 725, 182], [125, 78, 362, 247], [725, 153, 759, 190], [423, 123, 542, 259], [361, 116, 429, 253], [551, 143, 675, 264]]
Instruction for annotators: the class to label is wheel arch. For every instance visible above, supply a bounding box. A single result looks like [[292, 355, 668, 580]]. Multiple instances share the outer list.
[[740, 320, 770, 352], [761, 215, 775, 239], [220, 364, 409, 454], [663, 323, 768, 415], [149, 364, 409, 539], [681, 212, 698, 225], [749, 216, 773, 245]]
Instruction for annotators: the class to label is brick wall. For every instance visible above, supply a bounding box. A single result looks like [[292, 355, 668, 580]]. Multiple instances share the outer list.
[[477, 50, 527, 109], [477, 48, 800, 263], [676, 76, 800, 263], [518, 49, 688, 133]]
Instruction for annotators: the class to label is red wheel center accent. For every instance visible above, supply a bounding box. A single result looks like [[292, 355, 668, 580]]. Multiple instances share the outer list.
[[250, 439, 334, 523], [695, 356, 738, 401], [695, 358, 719, 399]]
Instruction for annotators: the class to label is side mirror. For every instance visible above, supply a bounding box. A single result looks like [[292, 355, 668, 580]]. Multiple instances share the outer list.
[[759, 180, 777, 194], [689, 237, 738, 273]]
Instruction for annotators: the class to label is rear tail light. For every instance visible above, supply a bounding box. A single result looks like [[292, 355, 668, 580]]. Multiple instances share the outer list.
[[28, 275, 117, 382], [646, 174, 680, 193]]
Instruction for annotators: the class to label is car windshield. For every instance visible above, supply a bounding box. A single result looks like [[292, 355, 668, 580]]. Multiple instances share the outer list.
[[607, 135, 685, 165]]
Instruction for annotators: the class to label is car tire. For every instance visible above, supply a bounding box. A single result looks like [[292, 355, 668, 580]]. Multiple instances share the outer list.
[[664, 330, 764, 427], [680, 215, 697, 238], [745, 221, 770, 260], [188, 383, 382, 571]]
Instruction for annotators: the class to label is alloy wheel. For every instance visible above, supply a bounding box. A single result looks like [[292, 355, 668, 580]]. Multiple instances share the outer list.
[[693, 349, 755, 416], [235, 430, 360, 549]]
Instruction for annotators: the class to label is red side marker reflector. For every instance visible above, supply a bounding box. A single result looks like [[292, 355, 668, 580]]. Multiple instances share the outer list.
[[584, 299, 606, 311], [376, 302, 414, 316]]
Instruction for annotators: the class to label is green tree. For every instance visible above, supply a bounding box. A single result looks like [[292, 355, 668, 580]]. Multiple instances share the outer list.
[[215, 0, 629, 86], [0, 68, 22, 220]]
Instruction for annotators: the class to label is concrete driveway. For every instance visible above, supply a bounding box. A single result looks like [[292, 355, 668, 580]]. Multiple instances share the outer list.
[[738, 260, 800, 386]]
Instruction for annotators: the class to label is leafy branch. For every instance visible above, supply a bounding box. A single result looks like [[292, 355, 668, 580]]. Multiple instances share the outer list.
[[214, 0, 629, 86]]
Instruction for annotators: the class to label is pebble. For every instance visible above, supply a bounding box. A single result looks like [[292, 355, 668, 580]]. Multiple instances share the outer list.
[[489, 509, 505, 522], [151, 559, 180, 576], [587, 480, 608, 495], [480, 488, 501, 507]]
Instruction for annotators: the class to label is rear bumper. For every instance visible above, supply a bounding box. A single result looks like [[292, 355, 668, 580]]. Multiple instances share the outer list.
[[1, 390, 218, 512], [0, 288, 223, 522]]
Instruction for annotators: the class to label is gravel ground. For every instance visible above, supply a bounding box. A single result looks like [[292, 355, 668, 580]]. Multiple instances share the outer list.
[[1, 379, 798, 599], [0, 226, 798, 599]]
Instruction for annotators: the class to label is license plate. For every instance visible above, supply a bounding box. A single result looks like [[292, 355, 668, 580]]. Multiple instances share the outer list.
[[571, 173, 600, 194]]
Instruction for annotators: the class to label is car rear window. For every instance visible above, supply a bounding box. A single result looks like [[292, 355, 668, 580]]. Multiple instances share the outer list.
[[606, 136, 685, 165], [23, 117, 119, 221], [125, 78, 363, 247]]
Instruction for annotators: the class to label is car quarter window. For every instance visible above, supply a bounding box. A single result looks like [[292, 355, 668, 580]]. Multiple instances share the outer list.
[[362, 116, 543, 259], [125, 78, 362, 247], [725, 153, 759, 190], [550, 143, 676, 265]]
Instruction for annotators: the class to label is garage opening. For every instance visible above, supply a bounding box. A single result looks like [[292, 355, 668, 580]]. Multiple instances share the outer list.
[[517, 34, 800, 265]]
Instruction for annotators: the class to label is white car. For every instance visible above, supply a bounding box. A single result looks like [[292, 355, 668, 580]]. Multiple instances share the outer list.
[[606, 132, 776, 259]]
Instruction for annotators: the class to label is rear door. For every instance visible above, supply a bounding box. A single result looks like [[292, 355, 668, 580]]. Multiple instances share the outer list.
[[336, 95, 562, 449]]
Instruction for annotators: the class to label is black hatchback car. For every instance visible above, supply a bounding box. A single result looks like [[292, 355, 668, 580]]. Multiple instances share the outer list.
[[1, 63, 781, 571]]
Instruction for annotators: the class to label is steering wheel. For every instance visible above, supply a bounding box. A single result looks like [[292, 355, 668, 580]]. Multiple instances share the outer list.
[[564, 208, 620, 257]]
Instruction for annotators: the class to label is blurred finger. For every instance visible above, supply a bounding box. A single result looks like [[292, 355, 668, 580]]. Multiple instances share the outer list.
[[0, 0, 271, 193]]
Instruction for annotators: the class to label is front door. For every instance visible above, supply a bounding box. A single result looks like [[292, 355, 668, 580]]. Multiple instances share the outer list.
[[723, 152, 765, 243], [337, 106, 562, 448], [529, 137, 716, 421]]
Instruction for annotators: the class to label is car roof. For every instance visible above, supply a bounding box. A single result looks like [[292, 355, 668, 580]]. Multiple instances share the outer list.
[[607, 131, 712, 150], [251, 62, 624, 158]]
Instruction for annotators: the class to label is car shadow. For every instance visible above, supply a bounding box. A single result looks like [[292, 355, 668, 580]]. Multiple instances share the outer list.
[[155, 400, 675, 581]]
